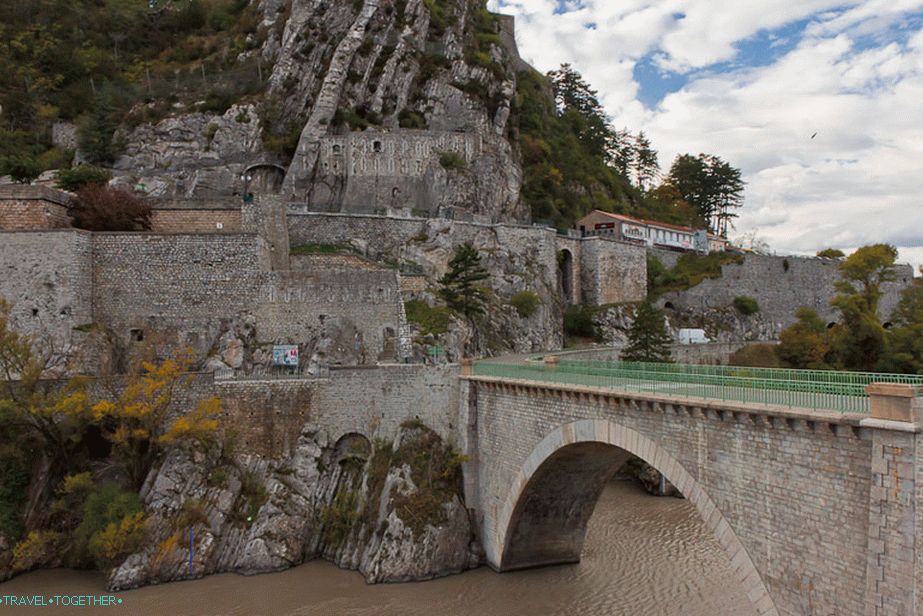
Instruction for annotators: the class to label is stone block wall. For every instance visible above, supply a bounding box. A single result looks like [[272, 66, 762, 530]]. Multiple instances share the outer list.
[[0, 230, 94, 347], [0, 185, 72, 230], [213, 364, 459, 457], [150, 209, 242, 233], [658, 253, 914, 331], [312, 364, 460, 445], [91, 233, 268, 329], [580, 236, 647, 305], [258, 267, 406, 360]]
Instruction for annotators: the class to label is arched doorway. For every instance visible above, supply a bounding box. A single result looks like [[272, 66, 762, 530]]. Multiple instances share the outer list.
[[334, 432, 372, 463], [243, 163, 287, 195], [558, 249, 574, 305], [492, 420, 778, 616]]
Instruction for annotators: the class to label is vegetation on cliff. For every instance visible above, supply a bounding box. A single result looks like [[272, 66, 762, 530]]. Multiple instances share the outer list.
[[0, 301, 222, 578], [647, 252, 745, 297], [0, 0, 266, 179], [438, 243, 490, 319]]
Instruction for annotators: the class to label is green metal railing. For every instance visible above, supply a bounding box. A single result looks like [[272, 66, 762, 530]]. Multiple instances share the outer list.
[[472, 360, 923, 414]]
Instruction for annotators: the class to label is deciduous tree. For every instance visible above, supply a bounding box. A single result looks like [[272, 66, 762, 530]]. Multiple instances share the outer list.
[[777, 308, 830, 369], [829, 244, 897, 370], [71, 184, 152, 232], [91, 353, 221, 490]]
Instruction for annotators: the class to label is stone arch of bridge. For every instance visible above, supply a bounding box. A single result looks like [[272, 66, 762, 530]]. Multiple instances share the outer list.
[[493, 419, 777, 616]]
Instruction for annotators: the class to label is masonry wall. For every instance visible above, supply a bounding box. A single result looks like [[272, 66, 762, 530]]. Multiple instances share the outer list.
[[0, 186, 72, 230], [470, 381, 875, 615], [214, 364, 459, 457], [91, 233, 267, 328], [580, 237, 647, 305], [312, 364, 460, 445], [658, 253, 913, 330], [0, 229, 94, 357], [150, 209, 242, 233], [257, 267, 405, 360]]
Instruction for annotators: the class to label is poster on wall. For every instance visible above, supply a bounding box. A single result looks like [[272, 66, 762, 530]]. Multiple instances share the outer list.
[[272, 345, 299, 367]]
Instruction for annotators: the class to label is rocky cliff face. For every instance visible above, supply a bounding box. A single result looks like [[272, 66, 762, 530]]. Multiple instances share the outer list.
[[113, 0, 525, 223], [595, 303, 780, 348], [108, 423, 477, 590]]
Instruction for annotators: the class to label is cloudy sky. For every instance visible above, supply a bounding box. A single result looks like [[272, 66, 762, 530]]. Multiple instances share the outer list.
[[487, 0, 923, 270]]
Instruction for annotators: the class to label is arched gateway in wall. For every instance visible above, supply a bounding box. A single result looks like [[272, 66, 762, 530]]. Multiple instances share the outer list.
[[491, 420, 777, 616]]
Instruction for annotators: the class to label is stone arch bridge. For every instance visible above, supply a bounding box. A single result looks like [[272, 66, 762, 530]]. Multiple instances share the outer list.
[[459, 363, 923, 616]]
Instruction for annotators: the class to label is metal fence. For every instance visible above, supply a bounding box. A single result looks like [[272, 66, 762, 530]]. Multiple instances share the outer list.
[[472, 360, 923, 414]]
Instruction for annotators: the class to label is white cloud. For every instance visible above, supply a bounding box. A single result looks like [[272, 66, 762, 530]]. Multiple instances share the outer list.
[[489, 0, 923, 271]]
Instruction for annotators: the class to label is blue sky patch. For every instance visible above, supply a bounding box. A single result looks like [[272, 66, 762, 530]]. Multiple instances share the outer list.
[[634, 17, 813, 109]]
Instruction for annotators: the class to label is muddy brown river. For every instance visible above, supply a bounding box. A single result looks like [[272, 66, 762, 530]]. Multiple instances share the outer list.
[[1, 481, 754, 615]]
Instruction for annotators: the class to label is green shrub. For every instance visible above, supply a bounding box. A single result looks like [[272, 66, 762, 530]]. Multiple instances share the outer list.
[[37, 147, 74, 171], [398, 109, 427, 129], [88, 511, 146, 568], [649, 252, 744, 295], [1, 153, 41, 183], [73, 483, 143, 568], [816, 248, 845, 259], [438, 151, 467, 171], [733, 295, 760, 315], [510, 291, 541, 318], [231, 470, 267, 526], [55, 165, 112, 191], [207, 466, 228, 487], [564, 304, 599, 340], [11, 531, 64, 573], [404, 300, 451, 335], [646, 254, 673, 293], [319, 488, 361, 546], [728, 343, 781, 368], [0, 450, 30, 542], [388, 423, 466, 535]]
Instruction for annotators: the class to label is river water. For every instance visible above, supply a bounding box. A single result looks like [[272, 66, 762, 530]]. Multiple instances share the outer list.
[[1, 481, 753, 615]]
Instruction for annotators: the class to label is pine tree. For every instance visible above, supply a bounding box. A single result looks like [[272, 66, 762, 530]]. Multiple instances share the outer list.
[[438, 243, 490, 319], [632, 131, 660, 191], [607, 127, 635, 178], [665, 153, 744, 236], [547, 64, 613, 160], [622, 301, 673, 363]]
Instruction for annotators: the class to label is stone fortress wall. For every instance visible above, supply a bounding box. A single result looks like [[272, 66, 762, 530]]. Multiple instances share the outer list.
[[309, 130, 513, 220], [0, 215, 408, 372], [655, 249, 914, 335], [285, 209, 648, 308], [0, 185, 72, 230], [0, 230, 95, 348], [212, 364, 460, 458]]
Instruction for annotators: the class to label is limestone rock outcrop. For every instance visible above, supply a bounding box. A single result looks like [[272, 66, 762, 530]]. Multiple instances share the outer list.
[[112, 0, 526, 222], [107, 423, 477, 590]]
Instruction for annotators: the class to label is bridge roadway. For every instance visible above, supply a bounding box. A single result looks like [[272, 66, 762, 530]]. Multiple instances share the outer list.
[[459, 359, 923, 616]]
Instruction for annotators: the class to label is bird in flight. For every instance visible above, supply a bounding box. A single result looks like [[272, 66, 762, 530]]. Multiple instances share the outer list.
[[810, 132, 817, 139]]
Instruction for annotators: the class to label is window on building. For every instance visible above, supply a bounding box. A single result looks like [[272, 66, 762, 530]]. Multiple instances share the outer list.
[[332, 144, 342, 155], [373, 141, 382, 153]]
